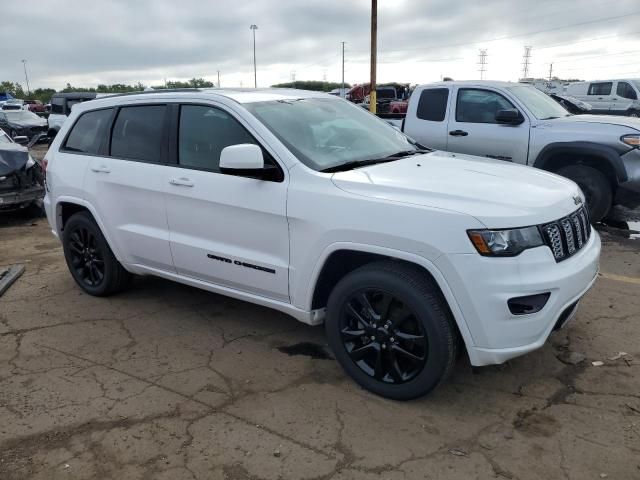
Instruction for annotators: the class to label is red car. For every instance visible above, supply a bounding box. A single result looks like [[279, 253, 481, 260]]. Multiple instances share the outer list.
[[24, 100, 45, 114]]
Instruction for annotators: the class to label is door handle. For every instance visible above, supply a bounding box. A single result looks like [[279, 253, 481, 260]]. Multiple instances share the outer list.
[[449, 130, 468, 137], [90, 165, 111, 173], [169, 177, 194, 187]]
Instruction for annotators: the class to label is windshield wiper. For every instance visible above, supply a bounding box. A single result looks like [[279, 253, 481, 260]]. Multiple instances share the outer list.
[[320, 158, 399, 173], [321, 149, 431, 173]]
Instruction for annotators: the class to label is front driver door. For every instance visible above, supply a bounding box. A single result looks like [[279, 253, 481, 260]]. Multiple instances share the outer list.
[[446, 87, 530, 165], [164, 104, 290, 302]]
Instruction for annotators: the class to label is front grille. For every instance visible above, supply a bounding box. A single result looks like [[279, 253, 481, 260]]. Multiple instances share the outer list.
[[541, 206, 591, 262]]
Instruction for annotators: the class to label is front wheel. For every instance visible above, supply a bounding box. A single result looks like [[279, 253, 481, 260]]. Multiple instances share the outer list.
[[325, 261, 459, 400], [556, 164, 612, 223], [62, 211, 131, 296]]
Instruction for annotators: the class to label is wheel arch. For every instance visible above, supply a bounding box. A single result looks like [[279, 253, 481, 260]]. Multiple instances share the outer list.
[[533, 142, 627, 188], [306, 243, 475, 353], [55, 197, 124, 262]]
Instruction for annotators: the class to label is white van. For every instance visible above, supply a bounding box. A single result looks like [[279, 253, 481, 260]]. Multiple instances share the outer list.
[[565, 79, 640, 117]]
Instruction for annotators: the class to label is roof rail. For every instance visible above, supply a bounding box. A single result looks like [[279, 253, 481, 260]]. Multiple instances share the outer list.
[[104, 88, 203, 99]]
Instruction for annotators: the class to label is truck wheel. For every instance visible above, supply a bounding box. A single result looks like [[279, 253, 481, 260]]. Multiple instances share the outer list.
[[325, 261, 458, 400], [628, 110, 639, 118], [62, 211, 131, 296], [556, 165, 612, 223]]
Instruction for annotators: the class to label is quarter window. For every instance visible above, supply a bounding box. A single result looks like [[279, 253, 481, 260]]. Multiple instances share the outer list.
[[416, 88, 449, 122], [616, 82, 638, 100], [587, 82, 612, 96], [63, 108, 113, 155], [110, 105, 166, 162], [456, 89, 515, 124], [178, 105, 258, 172]]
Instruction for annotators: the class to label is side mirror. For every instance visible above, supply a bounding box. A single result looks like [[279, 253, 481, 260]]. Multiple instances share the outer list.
[[220, 143, 264, 170], [495, 109, 523, 125], [13, 136, 29, 145]]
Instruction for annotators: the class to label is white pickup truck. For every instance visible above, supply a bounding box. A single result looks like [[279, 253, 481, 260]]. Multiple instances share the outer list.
[[401, 81, 640, 222]]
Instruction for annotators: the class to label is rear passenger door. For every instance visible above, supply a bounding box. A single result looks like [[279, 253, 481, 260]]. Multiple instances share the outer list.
[[611, 81, 638, 115], [163, 104, 290, 302], [586, 82, 614, 113], [403, 87, 450, 150], [80, 104, 174, 272], [446, 87, 530, 164]]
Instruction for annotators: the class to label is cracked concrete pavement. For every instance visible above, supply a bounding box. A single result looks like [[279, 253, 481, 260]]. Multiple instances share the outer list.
[[1, 203, 640, 479]]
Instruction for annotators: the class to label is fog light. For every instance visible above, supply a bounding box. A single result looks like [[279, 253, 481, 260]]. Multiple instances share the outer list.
[[508, 293, 550, 315]]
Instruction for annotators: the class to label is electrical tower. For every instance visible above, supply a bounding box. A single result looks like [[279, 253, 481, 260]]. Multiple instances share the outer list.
[[548, 63, 554, 81], [522, 46, 532, 79], [478, 49, 488, 80]]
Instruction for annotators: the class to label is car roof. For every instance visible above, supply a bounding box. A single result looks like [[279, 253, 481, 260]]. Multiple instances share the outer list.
[[417, 80, 526, 89]]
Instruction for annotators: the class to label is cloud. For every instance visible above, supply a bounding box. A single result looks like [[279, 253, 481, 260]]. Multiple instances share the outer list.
[[2, 0, 640, 90]]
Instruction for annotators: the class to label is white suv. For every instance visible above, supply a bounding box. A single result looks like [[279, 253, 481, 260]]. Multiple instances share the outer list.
[[43, 89, 601, 400]]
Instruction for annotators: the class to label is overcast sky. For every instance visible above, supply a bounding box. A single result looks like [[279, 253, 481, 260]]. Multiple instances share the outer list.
[[2, 0, 640, 90]]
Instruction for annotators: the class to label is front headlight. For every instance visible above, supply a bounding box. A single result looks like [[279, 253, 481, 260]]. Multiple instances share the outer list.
[[467, 226, 544, 257], [621, 134, 640, 148]]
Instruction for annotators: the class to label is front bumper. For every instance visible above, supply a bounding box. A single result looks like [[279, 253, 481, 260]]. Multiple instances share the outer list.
[[616, 148, 640, 208], [435, 230, 601, 366], [0, 185, 44, 210]]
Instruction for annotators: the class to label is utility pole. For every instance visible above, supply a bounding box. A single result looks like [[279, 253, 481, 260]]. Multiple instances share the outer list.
[[217, 70, 220, 88], [21, 59, 30, 95], [478, 49, 488, 80], [250, 24, 258, 88], [291, 71, 296, 89], [369, 0, 377, 114], [522, 46, 532, 79], [548, 63, 554, 81], [341, 41, 346, 98]]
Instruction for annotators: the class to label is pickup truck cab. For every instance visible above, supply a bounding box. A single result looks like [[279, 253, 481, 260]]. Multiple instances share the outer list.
[[44, 89, 600, 399], [403, 81, 640, 221]]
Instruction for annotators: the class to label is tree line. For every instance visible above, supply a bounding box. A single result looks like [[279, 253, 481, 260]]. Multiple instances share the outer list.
[[1, 78, 351, 104]]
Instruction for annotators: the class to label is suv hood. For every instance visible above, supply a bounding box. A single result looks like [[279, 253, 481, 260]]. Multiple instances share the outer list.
[[544, 114, 640, 131], [331, 151, 583, 228]]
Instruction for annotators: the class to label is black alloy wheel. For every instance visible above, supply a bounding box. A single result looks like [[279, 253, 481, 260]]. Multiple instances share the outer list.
[[67, 226, 105, 287], [340, 289, 428, 384]]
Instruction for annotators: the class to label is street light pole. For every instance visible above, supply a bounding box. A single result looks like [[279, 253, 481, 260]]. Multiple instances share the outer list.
[[21, 59, 31, 95], [341, 41, 345, 98], [250, 24, 258, 88], [369, 0, 377, 114]]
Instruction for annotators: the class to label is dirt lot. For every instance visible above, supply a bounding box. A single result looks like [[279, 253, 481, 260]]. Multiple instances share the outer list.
[[1, 153, 639, 479]]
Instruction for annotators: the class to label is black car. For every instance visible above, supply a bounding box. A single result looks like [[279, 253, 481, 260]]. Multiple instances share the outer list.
[[0, 129, 45, 212], [0, 110, 48, 139], [548, 93, 592, 115]]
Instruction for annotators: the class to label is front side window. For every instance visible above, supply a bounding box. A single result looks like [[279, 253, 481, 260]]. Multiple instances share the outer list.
[[63, 108, 112, 155], [417, 88, 449, 122], [456, 89, 515, 123], [617, 82, 638, 100], [245, 98, 418, 171], [110, 105, 166, 162], [178, 105, 257, 172], [588, 82, 612, 95]]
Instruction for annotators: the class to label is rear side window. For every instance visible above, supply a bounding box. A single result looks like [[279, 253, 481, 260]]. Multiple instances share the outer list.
[[588, 82, 612, 95], [416, 88, 448, 121], [63, 109, 113, 155], [110, 105, 166, 162], [178, 105, 257, 172], [616, 82, 638, 100], [456, 89, 514, 123], [51, 97, 64, 115]]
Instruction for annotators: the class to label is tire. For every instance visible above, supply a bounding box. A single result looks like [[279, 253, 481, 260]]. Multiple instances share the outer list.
[[556, 164, 612, 223], [62, 211, 131, 296], [325, 261, 459, 400], [628, 110, 639, 118]]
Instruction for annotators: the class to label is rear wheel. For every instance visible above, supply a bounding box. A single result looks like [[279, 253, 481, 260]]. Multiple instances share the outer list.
[[325, 261, 458, 400], [628, 110, 639, 118], [556, 164, 612, 223], [62, 211, 131, 296]]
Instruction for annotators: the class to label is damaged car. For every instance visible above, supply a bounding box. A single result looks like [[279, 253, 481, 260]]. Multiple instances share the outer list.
[[0, 110, 48, 140], [0, 129, 45, 213]]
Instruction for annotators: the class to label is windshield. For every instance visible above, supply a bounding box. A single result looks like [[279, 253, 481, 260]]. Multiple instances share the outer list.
[[5, 111, 41, 122], [506, 86, 571, 120], [0, 130, 11, 144], [245, 97, 419, 171]]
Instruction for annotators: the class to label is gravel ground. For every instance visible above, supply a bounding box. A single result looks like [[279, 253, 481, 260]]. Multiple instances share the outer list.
[[0, 145, 638, 479]]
